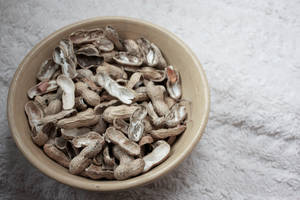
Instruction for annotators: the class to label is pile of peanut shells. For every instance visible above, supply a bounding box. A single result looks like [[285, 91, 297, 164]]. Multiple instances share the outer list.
[[24, 26, 188, 180]]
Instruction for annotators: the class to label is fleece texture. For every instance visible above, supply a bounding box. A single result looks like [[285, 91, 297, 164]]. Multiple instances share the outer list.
[[0, 0, 300, 199]]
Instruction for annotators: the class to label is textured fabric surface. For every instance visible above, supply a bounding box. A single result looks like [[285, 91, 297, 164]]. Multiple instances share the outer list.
[[1, 0, 300, 199]]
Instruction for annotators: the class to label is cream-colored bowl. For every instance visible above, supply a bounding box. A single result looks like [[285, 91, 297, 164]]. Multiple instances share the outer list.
[[7, 17, 210, 191]]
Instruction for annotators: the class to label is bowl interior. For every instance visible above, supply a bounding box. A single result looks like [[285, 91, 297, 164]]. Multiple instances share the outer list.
[[8, 17, 209, 191]]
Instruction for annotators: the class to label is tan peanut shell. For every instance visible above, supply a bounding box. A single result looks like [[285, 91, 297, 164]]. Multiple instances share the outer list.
[[105, 127, 140, 156], [44, 143, 70, 168], [57, 108, 99, 129], [75, 82, 100, 107]]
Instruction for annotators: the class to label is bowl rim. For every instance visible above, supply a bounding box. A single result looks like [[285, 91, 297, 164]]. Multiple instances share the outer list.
[[7, 16, 210, 191]]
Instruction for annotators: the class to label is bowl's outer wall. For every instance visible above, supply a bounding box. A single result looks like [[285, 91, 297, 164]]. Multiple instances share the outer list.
[[7, 17, 209, 191]]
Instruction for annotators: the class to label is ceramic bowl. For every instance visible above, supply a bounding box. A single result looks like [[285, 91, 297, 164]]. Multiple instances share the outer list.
[[7, 17, 210, 191]]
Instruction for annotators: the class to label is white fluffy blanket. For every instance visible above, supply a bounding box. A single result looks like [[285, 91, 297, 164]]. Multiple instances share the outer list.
[[1, 0, 299, 199]]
